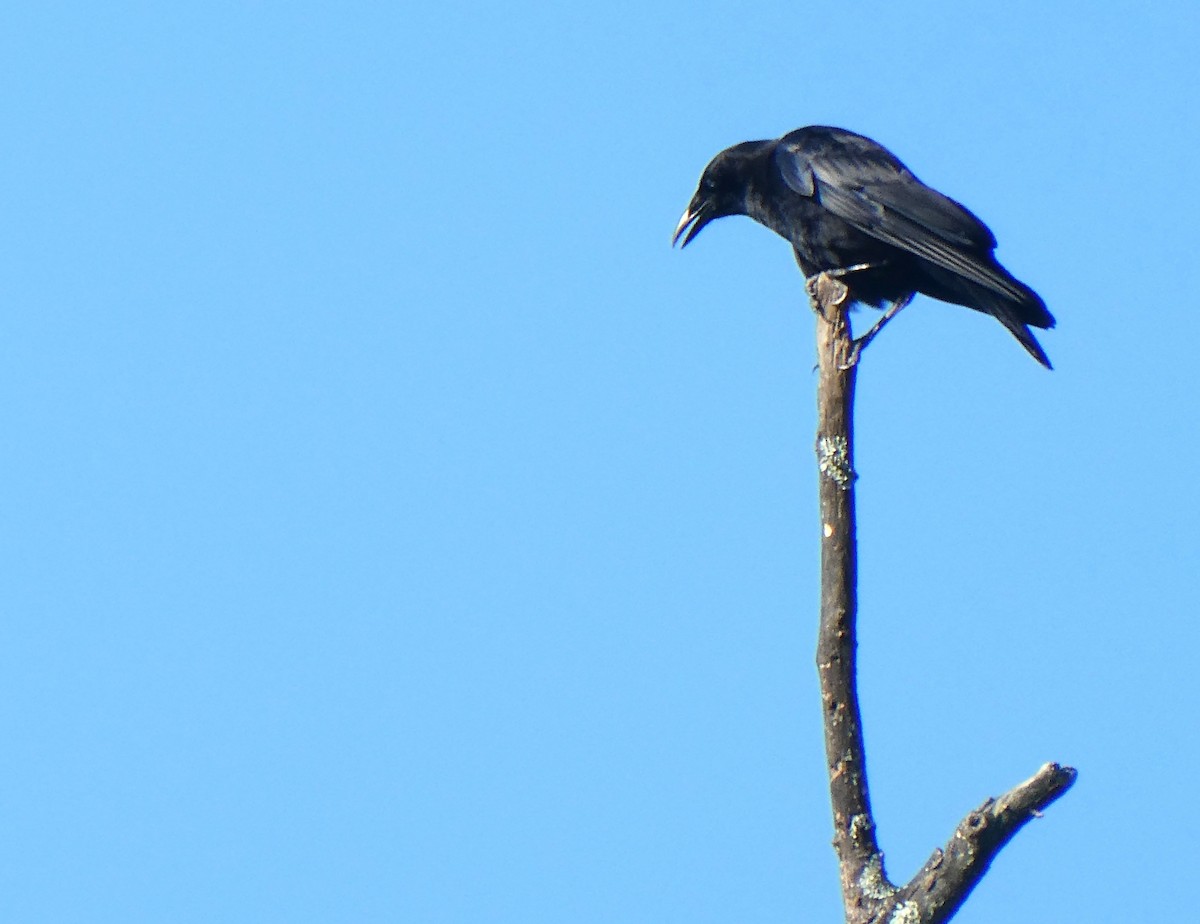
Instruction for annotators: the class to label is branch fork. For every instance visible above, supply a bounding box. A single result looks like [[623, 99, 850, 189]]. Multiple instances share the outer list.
[[808, 273, 1075, 923]]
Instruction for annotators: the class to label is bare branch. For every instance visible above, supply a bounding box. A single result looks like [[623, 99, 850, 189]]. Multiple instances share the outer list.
[[812, 274, 890, 913], [879, 762, 1077, 924], [809, 275, 1075, 923]]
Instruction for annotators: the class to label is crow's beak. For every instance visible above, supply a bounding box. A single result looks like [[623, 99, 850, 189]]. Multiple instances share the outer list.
[[672, 196, 713, 248]]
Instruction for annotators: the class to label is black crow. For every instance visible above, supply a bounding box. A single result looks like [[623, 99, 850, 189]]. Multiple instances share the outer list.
[[673, 126, 1054, 367]]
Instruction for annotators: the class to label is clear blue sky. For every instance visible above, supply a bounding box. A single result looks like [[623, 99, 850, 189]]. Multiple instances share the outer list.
[[1, 2, 1196, 921]]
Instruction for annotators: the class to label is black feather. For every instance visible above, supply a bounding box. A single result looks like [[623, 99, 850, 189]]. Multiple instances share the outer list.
[[675, 126, 1054, 367]]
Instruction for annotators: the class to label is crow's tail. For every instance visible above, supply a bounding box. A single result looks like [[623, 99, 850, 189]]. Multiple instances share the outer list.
[[919, 264, 1055, 368]]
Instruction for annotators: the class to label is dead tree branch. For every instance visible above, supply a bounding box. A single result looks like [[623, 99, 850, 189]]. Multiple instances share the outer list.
[[809, 275, 1076, 924]]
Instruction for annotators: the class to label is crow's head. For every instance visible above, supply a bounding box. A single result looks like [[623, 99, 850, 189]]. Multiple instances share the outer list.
[[673, 140, 772, 248]]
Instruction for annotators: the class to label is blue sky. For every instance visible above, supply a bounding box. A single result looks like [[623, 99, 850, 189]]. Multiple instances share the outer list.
[[1, 2, 1197, 921]]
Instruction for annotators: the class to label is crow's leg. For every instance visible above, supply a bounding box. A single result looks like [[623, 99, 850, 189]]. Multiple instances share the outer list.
[[843, 293, 914, 367]]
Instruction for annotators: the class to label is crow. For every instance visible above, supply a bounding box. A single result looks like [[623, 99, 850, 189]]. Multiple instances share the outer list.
[[673, 126, 1054, 367]]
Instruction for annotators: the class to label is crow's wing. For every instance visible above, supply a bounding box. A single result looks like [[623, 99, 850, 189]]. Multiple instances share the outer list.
[[774, 128, 1030, 303]]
